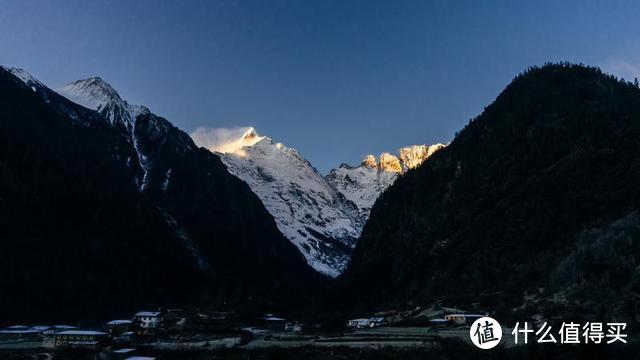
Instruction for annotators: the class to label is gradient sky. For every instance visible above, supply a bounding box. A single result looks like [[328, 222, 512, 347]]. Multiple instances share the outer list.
[[2, 0, 640, 172]]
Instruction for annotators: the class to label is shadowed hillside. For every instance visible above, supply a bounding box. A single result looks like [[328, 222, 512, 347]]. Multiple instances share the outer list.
[[342, 63, 640, 325]]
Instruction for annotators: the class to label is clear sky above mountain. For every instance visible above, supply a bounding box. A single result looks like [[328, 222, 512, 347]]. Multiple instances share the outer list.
[[2, 0, 639, 172]]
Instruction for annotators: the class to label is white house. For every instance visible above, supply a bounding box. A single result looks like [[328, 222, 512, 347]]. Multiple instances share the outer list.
[[106, 319, 132, 335], [43, 330, 107, 349], [133, 311, 163, 335], [347, 317, 388, 328], [444, 313, 486, 325], [346, 318, 371, 328]]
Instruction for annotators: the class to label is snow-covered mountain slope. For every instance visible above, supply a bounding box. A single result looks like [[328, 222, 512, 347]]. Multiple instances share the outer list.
[[214, 128, 359, 277], [55, 77, 150, 129], [195, 127, 445, 277], [325, 161, 399, 226], [326, 144, 445, 227], [2, 66, 45, 90], [55, 78, 159, 190]]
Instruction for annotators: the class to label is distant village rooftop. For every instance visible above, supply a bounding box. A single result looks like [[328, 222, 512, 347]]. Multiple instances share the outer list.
[[113, 348, 136, 354], [56, 330, 107, 336], [263, 316, 286, 321], [135, 311, 161, 317]]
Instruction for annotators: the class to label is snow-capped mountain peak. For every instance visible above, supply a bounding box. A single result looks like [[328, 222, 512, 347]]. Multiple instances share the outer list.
[[220, 127, 266, 155], [326, 156, 399, 224], [55, 77, 147, 128], [327, 145, 445, 241], [400, 144, 446, 170], [194, 127, 359, 277], [1, 66, 45, 90], [193, 127, 446, 277]]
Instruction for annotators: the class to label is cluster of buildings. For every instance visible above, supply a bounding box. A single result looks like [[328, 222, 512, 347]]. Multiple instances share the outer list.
[[346, 312, 489, 330], [346, 317, 387, 329], [262, 314, 303, 332], [0, 325, 108, 349], [428, 313, 487, 328], [0, 309, 306, 355], [0, 309, 175, 351]]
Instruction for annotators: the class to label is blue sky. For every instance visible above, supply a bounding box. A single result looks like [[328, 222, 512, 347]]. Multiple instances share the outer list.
[[2, 0, 640, 172]]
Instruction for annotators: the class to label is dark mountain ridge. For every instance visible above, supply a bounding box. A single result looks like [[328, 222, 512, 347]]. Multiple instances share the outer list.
[[0, 67, 322, 324], [342, 63, 640, 324]]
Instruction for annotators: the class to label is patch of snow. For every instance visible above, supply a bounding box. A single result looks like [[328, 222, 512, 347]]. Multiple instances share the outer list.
[[161, 169, 172, 192], [55, 77, 156, 192], [326, 163, 398, 225], [158, 208, 209, 271], [2, 66, 45, 88], [133, 132, 150, 192], [54, 77, 148, 130]]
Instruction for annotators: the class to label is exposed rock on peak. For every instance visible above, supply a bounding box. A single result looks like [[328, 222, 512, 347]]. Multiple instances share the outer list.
[[399, 143, 446, 170], [361, 154, 378, 168], [379, 153, 403, 173]]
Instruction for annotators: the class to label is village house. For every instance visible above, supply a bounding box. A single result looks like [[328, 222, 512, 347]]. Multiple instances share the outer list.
[[263, 316, 287, 331], [111, 348, 136, 359], [346, 318, 371, 328], [285, 322, 303, 332], [428, 318, 451, 329], [346, 317, 387, 329], [43, 330, 108, 349], [133, 311, 164, 335], [444, 313, 485, 325], [105, 320, 132, 335], [368, 317, 387, 327], [112, 348, 155, 360], [196, 310, 230, 321], [0, 326, 43, 341]]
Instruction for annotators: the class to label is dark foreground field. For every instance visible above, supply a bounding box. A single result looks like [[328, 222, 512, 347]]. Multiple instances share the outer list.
[[1, 339, 638, 360]]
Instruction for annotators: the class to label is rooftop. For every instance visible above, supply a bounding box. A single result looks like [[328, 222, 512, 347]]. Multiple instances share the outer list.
[[57, 330, 107, 336], [0, 329, 41, 334], [264, 317, 286, 321], [135, 311, 161, 317]]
